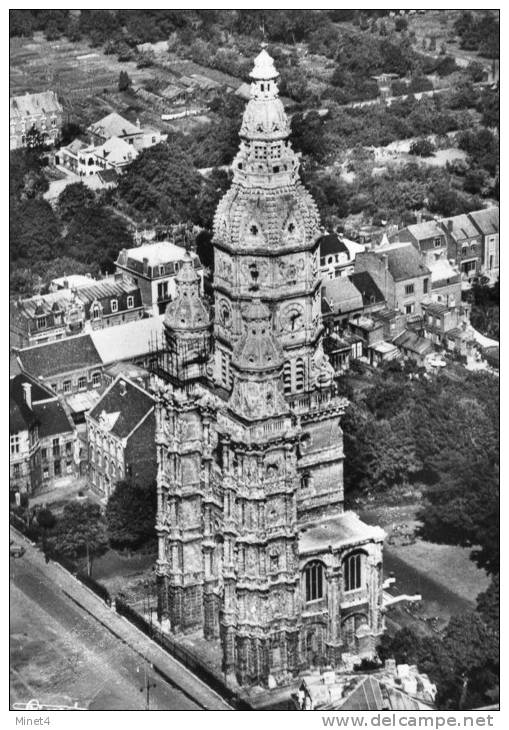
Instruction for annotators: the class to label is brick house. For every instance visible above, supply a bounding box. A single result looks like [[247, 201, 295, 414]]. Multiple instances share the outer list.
[[354, 244, 431, 316], [439, 214, 483, 286], [16, 334, 104, 402], [10, 372, 78, 499], [10, 91, 63, 150], [389, 221, 447, 267], [468, 207, 499, 282], [10, 278, 144, 348], [115, 242, 203, 316], [86, 375, 157, 500], [321, 271, 385, 331]]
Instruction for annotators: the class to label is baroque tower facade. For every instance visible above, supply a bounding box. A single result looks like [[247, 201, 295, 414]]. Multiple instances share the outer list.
[[152, 48, 385, 687]]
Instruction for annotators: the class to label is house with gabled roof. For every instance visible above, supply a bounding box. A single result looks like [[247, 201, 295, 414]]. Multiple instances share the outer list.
[[10, 371, 79, 498], [439, 214, 483, 287], [86, 375, 157, 500], [87, 112, 143, 148], [468, 207, 499, 281], [354, 243, 431, 316], [10, 90, 63, 150]]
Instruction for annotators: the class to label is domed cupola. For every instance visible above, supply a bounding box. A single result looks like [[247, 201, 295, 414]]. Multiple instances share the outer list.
[[164, 252, 209, 333], [239, 47, 290, 142], [212, 44, 321, 252]]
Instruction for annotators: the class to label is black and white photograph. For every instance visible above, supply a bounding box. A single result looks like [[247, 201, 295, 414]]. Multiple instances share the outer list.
[[9, 5, 500, 722]]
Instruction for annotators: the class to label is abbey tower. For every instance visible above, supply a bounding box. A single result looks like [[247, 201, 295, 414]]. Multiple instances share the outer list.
[[152, 47, 385, 687]]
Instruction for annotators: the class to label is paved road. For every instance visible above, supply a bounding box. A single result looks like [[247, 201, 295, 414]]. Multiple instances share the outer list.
[[10, 532, 231, 710]]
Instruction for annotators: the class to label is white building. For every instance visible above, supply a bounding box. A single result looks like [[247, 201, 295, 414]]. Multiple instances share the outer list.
[[115, 241, 204, 316], [319, 233, 367, 280]]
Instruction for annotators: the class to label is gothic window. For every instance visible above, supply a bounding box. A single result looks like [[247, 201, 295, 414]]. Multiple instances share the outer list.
[[304, 561, 324, 602], [250, 225, 258, 236], [301, 472, 311, 490], [283, 361, 292, 395], [295, 358, 305, 392], [288, 222, 295, 233], [270, 554, 279, 571], [343, 551, 364, 592]]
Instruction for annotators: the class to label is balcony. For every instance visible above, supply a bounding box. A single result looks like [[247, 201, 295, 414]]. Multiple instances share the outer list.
[[340, 588, 368, 609]]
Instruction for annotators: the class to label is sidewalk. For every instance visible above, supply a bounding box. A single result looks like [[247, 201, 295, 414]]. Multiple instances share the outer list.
[[10, 526, 232, 711]]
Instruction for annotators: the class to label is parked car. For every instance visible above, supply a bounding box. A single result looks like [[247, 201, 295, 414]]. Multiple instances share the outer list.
[[10, 542, 25, 558]]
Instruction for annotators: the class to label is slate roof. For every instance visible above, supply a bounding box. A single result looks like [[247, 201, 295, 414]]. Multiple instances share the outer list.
[[441, 214, 480, 241], [89, 375, 155, 439], [14, 279, 141, 320], [90, 315, 165, 366], [339, 676, 426, 712], [10, 91, 62, 119], [17, 334, 102, 378], [468, 207, 499, 236], [394, 330, 433, 356], [10, 373, 73, 438], [33, 399, 74, 438], [76, 279, 141, 315], [349, 271, 385, 306], [116, 242, 201, 278], [322, 277, 363, 314], [93, 136, 138, 166], [88, 112, 141, 140], [319, 233, 350, 257], [97, 168, 119, 185], [384, 245, 430, 282], [299, 512, 385, 556], [404, 221, 445, 241]]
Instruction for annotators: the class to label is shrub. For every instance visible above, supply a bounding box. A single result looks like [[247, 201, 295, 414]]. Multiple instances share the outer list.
[[409, 138, 435, 157]]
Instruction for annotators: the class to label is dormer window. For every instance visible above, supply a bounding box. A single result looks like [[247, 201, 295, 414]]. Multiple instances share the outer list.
[[92, 305, 101, 320], [159, 265, 165, 276], [111, 299, 118, 313], [127, 296, 134, 309]]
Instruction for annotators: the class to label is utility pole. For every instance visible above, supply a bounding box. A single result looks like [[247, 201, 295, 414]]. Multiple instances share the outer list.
[[138, 661, 156, 710]]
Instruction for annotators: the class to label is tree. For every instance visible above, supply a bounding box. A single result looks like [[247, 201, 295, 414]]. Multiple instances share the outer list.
[[59, 122, 84, 147], [105, 480, 157, 550], [394, 16, 408, 32], [10, 197, 63, 264], [26, 124, 45, 151], [409, 138, 435, 157], [64, 204, 134, 271], [37, 507, 56, 558], [466, 60, 486, 83], [57, 182, 96, 222], [118, 70, 132, 92], [378, 615, 498, 709], [50, 502, 108, 576]]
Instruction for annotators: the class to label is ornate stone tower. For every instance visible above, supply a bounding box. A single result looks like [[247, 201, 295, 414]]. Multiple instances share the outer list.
[[153, 47, 385, 688]]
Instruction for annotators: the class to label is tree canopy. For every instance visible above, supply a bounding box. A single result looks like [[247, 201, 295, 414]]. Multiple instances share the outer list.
[[49, 502, 108, 575], [105, 480, 157, 550]]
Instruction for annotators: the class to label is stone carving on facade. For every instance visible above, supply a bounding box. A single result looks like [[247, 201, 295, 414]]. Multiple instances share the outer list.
[[153, 46, 385, 688]]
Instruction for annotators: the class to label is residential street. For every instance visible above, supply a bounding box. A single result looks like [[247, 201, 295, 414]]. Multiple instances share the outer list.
[[9, 529, 232, 710]]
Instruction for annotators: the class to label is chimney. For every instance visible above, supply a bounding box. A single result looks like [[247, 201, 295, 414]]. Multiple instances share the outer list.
[[136, 117, 141, 128], [143, 257, 149, 275], [119, 380, 127, 396], [22, 382, 32, 409], [447, 220, 453, 232], [381, 253, 389, 271]]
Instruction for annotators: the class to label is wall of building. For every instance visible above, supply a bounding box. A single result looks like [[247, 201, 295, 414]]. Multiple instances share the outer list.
[[125, 411, 157, 489]]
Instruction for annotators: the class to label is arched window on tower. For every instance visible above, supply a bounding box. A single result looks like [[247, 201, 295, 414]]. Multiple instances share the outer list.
[[343, 551, 365, 592], [295, 358, 305, 392], [304, 560, 324, 602], [283, 361, 292, 395]]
